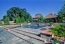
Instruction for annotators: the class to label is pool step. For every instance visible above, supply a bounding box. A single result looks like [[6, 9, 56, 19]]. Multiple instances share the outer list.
[[11, 29, 47, 42], [4, 27, 48, 44], [14, 29, 37, 35]]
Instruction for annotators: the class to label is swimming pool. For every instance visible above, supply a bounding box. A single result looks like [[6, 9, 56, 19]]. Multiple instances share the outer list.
[[0, 28, 30, 44]]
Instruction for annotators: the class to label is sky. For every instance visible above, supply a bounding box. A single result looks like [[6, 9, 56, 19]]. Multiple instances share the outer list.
[[0, 0, 64, 20]]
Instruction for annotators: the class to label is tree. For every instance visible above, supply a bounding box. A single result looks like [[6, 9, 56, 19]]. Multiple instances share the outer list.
[[5, 7, 32, 22], [38, 15, 44, 22], [58, 1, 65, 22], [0, 21, 3, 26], [28, 16, 33, 22], [3, 7, 33, 24], [14, 14, 21, 24], [23, 12, 33, 22], [27, 13, 33, 22], [21, 17, 25, 23], [3, 16, 10, 25], [6, 7, 20, 21]]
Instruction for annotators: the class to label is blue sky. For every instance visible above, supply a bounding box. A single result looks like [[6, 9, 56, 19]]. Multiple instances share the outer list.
[[0, 0, 64, 20]]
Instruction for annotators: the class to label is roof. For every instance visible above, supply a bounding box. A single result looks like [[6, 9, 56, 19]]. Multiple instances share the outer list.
[[33, 18, 38, 20], [40, 29, 53, 35], [34, 13, 42, 18], [45, 12, 57, 18]]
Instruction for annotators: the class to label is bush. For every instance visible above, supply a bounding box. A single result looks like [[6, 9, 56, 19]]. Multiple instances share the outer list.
[[38, 15, 44, 22], [3, 16, 10, 25], [0, 21, 3, 26], [21, 17, 25, 23], [54, 38, 60, 43], [50, 24, 65, 37], [50, 22, 54, 26]]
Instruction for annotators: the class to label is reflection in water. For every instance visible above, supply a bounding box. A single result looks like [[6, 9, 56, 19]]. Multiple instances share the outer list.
[[0, 30, 3, 33], [23, 24, 43, 29], [0, 27, 45, 44], [0, 28, 29, 44], [0, 39, 2, 44]]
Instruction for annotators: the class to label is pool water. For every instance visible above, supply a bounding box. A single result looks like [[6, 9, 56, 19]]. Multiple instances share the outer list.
[[23, 24, 43, 29], [0, 28, 29, 44], [0, 27, 45, 44]]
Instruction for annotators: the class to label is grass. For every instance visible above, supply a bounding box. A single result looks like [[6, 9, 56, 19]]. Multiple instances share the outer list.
[[2, 22, 28, 26]]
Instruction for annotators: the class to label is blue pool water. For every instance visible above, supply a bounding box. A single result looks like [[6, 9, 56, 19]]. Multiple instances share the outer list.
[[22, 24, 43, 29], [0, 28, 15, 44], [0, 27, 45, 44], [0, 28, 29, 44]]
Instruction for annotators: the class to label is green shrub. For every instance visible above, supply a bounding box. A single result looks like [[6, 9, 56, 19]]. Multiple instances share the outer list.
[[50, 22, 54, 25], [54, 38, 60, 43], [38, 15, 44, 22], [21, 17, 25, 23], [3, 16, 10, 25], [50, 24, 65, 37], [0, 21, 3, 26]]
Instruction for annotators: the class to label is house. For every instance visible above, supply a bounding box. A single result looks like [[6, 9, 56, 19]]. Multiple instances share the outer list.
[[33, 13, 42, 22], [45, 12, 57, 22]]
